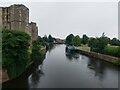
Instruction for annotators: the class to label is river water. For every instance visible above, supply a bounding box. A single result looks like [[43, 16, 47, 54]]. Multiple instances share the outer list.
[[3, 44, 119, 88]]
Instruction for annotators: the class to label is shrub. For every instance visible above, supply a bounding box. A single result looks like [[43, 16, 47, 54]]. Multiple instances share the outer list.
[[31, 40, 46, 64], [103, 45, 120, 57], [2, 29, 30, 79]]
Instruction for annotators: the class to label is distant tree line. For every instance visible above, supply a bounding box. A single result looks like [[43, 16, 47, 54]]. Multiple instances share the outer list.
[[65, 34, 89, 46], [65, 33, 120, 57], [37, 34, 55, 50]]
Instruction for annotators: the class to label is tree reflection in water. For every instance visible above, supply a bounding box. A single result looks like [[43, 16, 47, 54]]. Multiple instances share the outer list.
[[29, 65, 44, 86], [87, 58, 105, 81], [65, 49, 79, 61], [48, 44, 56, 53]]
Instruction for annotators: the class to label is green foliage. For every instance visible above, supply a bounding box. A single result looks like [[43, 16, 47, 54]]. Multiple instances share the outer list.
[[37, 36, 46, 46], [48, 34, 54, 43], [42, 35, 48, 42], [31, 41, 42, 62], [88, 36, 109, 53], [81, 34, 89, 45], [110, 38, 120, 46], [2, 29, 30, 79], [72, 35, 81, 46], [88, 38, 96, 47], [103, 45, 120, 57], [65, 34, 74, 45], [111, 59, 120, 66], [31, 39, 47, 65]]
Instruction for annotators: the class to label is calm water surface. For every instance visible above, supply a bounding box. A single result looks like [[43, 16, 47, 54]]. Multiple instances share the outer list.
[[3, 45, 119, 88]]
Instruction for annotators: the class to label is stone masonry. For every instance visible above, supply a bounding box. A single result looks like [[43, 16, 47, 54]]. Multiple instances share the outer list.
[[0, 4, 38, 41]]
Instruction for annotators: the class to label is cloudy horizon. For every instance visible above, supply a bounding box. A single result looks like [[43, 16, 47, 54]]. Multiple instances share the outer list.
[[0, 1, 118, 39]]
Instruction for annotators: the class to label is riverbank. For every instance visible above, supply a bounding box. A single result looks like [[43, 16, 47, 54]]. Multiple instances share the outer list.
[[76, 49, 120, 65], [1, 61, 34, 84], [2, 45, 119, 88], [1, 46, 46, 84]]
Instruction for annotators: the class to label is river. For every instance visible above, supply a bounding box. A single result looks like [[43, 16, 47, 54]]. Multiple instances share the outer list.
[[2, 44, 119, 88]]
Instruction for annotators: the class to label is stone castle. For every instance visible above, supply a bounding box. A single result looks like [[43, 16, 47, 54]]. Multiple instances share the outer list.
[[0, 4, 38, 41]]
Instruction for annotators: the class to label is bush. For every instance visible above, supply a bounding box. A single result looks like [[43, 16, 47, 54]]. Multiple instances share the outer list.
[[103, 45, 120, 57], [31, 40, 46, 64], [2, 29, 31, 79]]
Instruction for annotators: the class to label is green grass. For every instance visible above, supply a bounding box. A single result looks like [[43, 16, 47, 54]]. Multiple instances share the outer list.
[[76, 44, 90, 52], [103, 45, 120, 57]]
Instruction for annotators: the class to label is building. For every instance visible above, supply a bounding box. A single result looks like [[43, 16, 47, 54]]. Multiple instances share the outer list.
[[0, 4, 29, 32], [0, 7, 3, 28], [0, 4, 38, 41], [29, 22, 38, 41], [10, 4, 29, 32]]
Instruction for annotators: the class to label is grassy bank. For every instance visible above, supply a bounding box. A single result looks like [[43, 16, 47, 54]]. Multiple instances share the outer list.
[[75, 44, 90, 52], [75, 44, 120, 66]]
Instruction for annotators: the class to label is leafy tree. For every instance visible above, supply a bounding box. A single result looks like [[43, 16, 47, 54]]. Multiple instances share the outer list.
[[88, 37, 96, 47], [88, 36, 108, 53], [65, 34, 74, 45], [110, 38, 120, 46], [37, 36, 46, 46], [48, 34, 54, 43], [43, 35, 48, 42], [72, 35, 81, 46], [37, 36, 43, 42], [81, 34, 89, 44], [2, 29, 30, 79]]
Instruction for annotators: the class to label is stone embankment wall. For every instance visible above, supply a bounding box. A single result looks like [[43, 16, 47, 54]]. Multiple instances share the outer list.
[[77, 49, 120, 63]]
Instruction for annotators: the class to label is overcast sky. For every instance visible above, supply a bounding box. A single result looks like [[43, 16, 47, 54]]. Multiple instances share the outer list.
[[0, 0, 119, 39]]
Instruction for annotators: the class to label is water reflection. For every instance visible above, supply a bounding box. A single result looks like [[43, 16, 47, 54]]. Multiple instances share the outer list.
[[65, 52, 79, 60], [87, 58, 106, 81], [65, 48, 79, 60], [2, 50, 46, 89], [48, 43, 56, 53], [28, 65, 44, 87], [2, 45, 119, 88]]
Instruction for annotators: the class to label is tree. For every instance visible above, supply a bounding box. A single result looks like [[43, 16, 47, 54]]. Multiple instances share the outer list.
[[110, 38, 120, 46], [65, 34, 74, 45], [88, 37, 96, 47], [42, 35, 48, 42], [2, 29, 30, 79], [89, 36, 109, 53], [72, 35, 81, 46], [48, 34, 54, 43], [81, 34, 89, 44]]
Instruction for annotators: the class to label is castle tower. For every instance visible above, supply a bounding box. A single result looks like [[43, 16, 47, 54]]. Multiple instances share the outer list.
[[10, 4, 29, 31]]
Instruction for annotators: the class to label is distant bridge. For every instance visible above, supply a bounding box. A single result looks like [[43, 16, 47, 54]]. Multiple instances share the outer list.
[[53, 38, 65, 44]]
